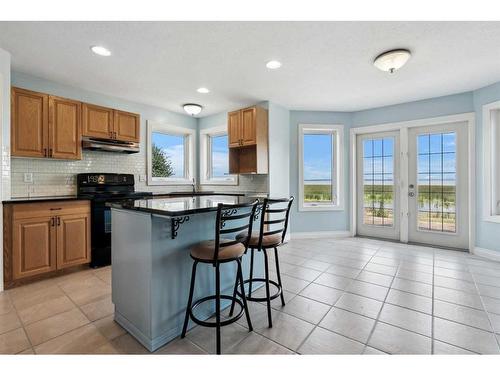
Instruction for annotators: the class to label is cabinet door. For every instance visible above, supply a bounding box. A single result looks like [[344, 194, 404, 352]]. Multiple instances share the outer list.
[[12, 216, 56, 280], [49, 96, 82, 160], [56, 213, 91, 269], [11, 87, 48, 158], [228, 110, 241, 147], [82, 103, 114, 139], [114, 110, 140, 142], [241, 107, 257, 146]]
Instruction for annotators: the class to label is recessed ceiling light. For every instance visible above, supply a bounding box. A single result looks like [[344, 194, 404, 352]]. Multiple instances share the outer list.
[[266, 60, 282, 69], [197, 87, 210, 94], [90, 45, 112, 57], [373, 49, 411, 74], [183, 103, 203, 116]]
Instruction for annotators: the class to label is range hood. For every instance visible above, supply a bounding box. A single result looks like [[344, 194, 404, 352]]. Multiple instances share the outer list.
[[82, 137, 140, 154]]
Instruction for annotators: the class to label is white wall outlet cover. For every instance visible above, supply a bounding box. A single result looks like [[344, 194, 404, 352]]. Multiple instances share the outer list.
[[23, 173, 33, 183], [139, 175, 147, 182]]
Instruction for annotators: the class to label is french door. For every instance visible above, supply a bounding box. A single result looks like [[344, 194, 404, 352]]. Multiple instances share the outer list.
[[356, 131, 400, 240], [356, 121, 469, 250]]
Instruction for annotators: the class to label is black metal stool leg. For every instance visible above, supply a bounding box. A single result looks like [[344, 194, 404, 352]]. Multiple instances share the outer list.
[[274, 247, 286, 306], [248, 248, 255, 297], [237, 258, 253, 331], [215, 263, 221, 355], [263, 249, 273, 328], [181, 260, 198, 338], [228, 263, 239, 317]]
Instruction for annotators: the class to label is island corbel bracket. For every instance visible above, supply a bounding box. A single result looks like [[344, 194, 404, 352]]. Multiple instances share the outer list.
[[171, 215, 190, 239]]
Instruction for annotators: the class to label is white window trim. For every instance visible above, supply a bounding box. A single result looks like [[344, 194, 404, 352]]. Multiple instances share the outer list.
[[482, 100, 500, 223], [199, 125, 238, 186], [147, 121, 196, 186], [298, 123, 344, 212]]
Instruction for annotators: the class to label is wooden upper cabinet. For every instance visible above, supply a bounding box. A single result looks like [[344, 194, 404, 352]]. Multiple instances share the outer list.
[[82, 103, 114, 139], [12, 216, 57, 280], [241, 107, 257, 146], [11, 87, 48, 158], [114, 110, 140, 142], [49, 96, 82, 160], [56, 212, 91, 269], [228, 110, 242, 147]]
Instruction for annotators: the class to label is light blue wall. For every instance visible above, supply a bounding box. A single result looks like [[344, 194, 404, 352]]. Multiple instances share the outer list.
[[352, 92, 474, 127], [472, 81, 500, 251], [289, 111, 352, 233]]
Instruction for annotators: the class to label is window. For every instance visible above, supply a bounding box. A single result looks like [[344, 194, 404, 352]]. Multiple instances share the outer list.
[[483, 101, 500, 222], [200, 125, 237, 185], [298, 124, 344, 211], [147, 121, 195, 185]]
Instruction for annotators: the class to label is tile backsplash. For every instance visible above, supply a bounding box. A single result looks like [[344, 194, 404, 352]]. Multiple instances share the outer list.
[[11, 151, 268, 197]]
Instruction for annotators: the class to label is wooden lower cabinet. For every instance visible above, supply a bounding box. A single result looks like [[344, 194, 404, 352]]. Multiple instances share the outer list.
[[57, 213, 91, 269], [3, 200, 91, 288], [12, 216, 57, 280]]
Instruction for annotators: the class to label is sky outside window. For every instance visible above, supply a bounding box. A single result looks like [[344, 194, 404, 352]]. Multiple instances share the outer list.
[[152, 132, 185, 178], [303, 133, 333, 202], [211, 134, 229, 177]]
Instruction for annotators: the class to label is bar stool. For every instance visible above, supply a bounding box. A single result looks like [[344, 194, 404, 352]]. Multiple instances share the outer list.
[[180, 200, 258, 355], [230, 197, 294, 328]]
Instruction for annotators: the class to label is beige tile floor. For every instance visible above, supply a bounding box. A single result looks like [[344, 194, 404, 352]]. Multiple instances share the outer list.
[[2, 236, 500, 354]]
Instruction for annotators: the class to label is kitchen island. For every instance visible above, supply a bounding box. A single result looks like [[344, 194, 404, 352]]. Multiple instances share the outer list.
[[108, 195, 263, 351]]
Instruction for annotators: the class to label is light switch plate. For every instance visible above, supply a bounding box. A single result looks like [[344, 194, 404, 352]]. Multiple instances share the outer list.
[[23, 173, 33, 183]]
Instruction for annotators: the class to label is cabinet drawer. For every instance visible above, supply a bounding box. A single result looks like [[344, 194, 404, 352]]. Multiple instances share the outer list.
[[12, 200, 90, 220]]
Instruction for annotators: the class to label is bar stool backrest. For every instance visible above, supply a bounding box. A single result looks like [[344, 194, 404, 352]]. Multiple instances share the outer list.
[[213, 200, 258, 262], [256, 196, 294, 249]]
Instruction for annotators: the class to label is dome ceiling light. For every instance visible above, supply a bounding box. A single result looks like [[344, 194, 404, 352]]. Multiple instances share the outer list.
[[373, 49, 411, 74], [183, 103, 203, 116]]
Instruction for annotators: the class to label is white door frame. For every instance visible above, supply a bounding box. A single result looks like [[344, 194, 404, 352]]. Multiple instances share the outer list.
[[350, 112, 476, 251]]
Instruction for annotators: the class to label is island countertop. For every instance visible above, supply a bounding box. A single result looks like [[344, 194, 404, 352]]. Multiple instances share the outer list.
[[107, 194, 258, 216]]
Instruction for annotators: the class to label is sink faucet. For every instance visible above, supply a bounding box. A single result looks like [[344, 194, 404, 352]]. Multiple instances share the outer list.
[[191, 178, 196, 194]]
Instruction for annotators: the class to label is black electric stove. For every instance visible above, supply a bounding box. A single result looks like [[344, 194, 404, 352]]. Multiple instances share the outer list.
[[77, 173, 153, 267]]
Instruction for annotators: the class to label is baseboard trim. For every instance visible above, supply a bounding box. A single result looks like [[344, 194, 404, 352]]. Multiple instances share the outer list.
[[473, 247, 500, 262], [290, 230, 352, 239]]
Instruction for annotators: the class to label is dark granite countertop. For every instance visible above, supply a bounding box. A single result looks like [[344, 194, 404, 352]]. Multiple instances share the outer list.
[[3, 195, 89, 204], [107, 194, 259, 216]]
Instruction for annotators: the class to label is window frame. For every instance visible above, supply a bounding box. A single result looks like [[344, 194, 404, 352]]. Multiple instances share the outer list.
[[482, 100, 500, 223], [199, 125, 238, 186], [147, 121, 196, 186], [298, 123, 344, 212]]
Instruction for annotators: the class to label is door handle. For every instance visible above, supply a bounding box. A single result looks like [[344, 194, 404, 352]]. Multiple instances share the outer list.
[[408, 192, 415, 197]]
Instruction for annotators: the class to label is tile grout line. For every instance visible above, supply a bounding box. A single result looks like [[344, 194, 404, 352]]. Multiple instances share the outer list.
[[4, 291, 35, 354]]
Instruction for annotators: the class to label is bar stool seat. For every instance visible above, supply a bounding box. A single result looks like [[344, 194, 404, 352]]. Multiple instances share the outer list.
[[191, 240, 245, 261], [236, 232, 281, 248]]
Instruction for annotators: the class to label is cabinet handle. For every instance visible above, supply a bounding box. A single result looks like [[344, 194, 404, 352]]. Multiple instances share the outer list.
[[44, 148, 47, 157], [114, 131, 117, 139], [51, 217, 55, 227], [50, 207, 62, 211], [57, 217, 61, 226]]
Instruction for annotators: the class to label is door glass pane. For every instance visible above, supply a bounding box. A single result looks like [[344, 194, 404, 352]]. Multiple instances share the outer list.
[[210, 134, 229, 177], [362, 137, 394, 227], [151, 132, 185, 178], [417, 132, 456, 233], [303, 134, 333, 203]]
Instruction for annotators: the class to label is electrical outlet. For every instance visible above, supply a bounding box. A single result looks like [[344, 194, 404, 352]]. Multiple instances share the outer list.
[[23, 173, 33, 183], [139, 175, 147, 182]]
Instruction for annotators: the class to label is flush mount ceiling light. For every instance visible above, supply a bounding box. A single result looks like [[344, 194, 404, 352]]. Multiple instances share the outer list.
[[90, 45, 111, 57], [266, 60, 282, 69], [196, 87, 210, 94], [373, 49, 411, 74], [183, 103, 203, 116]]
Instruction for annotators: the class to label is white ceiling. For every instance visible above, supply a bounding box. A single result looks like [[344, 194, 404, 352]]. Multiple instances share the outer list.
[[1, 21, 500, 117]]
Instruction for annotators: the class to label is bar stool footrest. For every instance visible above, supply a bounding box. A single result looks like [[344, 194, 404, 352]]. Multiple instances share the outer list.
[[236, 278, 283, 302], [189, 294, 244, 327]]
